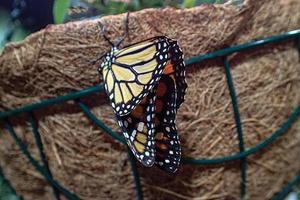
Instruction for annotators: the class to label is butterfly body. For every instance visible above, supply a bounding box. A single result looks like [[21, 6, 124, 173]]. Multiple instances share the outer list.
[[98, 36, 187, 172]]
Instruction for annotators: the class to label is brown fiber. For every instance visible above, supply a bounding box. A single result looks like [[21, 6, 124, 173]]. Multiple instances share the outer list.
[[0, 0, 300, 199]]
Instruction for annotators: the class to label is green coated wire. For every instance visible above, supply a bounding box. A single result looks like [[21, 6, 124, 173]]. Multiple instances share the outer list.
[[183, 103, 300, 164], [77, 100, 142, 199], [185, 29, 300, 65], [75, 95, 300, 165], [0, 167, 23, 200], [73, 101, 143, 200], [0, 85, 104, 119], [1, 29, 300, 200], [271, 173, 300, 200], [3, 119, 80, 200], [28, 112, 61, 200], [128, 149, 143, 200], [76, 100, 126, 144], [223, 57, 247, 199], [0, 30, 300, 121]]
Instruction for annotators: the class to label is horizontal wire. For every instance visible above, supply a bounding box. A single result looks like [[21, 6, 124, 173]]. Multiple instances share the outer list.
[[1, 30, 299, 120], [0, 29, 300, 200], [182, 103, 300, 164], [0, 85, 104, 119], [185, 29, 300, 65]]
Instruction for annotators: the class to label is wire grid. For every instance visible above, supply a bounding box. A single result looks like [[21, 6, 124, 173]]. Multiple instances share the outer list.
[[0, 29, 300, 200]]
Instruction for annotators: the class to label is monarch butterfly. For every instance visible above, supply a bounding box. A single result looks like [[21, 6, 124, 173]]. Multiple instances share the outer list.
[[97, 15, 187, 172]]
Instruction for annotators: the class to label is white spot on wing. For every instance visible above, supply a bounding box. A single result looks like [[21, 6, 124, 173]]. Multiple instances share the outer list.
[[137, 123, 144, 132]]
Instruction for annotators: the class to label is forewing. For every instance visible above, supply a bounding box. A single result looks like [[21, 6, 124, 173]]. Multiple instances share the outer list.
[[104, 37, 170, 116]]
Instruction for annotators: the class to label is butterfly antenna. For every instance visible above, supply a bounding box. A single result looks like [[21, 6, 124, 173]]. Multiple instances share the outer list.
[[116, 12, 130, 48], [97, 21, 114, 47]]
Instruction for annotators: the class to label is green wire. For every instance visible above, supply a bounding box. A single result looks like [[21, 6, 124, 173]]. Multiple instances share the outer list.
[[76, 100, 126, 144], [1, 29, 300, 200], [223, 57, 247, 199], [0, 30, 300, 121], [128, 149, 143, 200], [28, 112, 61, 200], [183, 103, 300, 164], [0, 85, 104, 119], [271, 173, 300, 200], [0, 166, 23, 200], [3, 119, 80, 200], [77, 100, 144, 200], [185, 29, 300, 65]]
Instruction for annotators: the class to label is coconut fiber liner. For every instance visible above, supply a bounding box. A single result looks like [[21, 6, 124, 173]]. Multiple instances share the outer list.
[[0, 0, 300, 199]]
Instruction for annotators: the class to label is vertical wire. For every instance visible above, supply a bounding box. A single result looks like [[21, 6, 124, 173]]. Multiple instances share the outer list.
[[3, 119, 80, 200], [128, 149, 143, 200], [76, 100, 142, 199], [28, 112, 61, 200], [223, 57, 247, 199]]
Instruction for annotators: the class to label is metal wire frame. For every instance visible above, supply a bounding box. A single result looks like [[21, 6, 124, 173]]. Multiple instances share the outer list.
[[0, 29, 300, 200]]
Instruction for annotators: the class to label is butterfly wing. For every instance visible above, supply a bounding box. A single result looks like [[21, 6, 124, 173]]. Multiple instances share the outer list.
[[102, 37, 186, 171], [116, 91, 157, 167], [154, 74, 181, 173], [168, 39, 187, 109], [102, 37, 170, 116]]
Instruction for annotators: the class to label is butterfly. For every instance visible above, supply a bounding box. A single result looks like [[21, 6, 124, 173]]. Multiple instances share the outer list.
[[97, 15, 187, 172]]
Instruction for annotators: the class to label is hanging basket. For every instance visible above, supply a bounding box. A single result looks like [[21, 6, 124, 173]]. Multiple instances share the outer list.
[[0, 0, 300, 199]]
